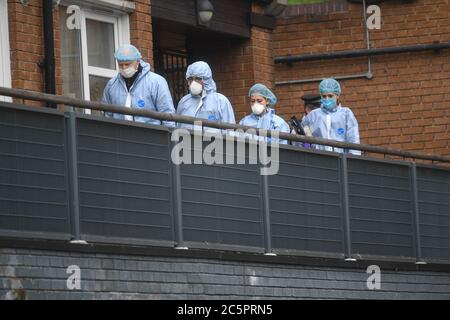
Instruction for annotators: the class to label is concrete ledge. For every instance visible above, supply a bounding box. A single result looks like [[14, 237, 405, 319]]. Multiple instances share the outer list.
[[1, 237, 449, 273]]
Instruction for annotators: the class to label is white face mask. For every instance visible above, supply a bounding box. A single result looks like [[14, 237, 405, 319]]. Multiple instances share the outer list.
[[189, 81, 203, 96], [120, 66, 137, 79], [251, 102, 266, 115]]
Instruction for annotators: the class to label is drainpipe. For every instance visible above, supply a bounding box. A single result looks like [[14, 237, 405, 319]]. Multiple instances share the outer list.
[[43, 0, 56, 108], [274, 42, 450, 65], [362, 0, 373, 79]]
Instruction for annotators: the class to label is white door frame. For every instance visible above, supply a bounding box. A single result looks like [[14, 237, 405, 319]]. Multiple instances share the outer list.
[[0, 0, 12, 102]]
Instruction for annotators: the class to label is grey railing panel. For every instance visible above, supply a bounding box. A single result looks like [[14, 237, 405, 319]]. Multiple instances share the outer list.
[[0, 106, 70, 237], [417, 166, 450, 261], [3, 102, 450, 263], [269, 149, 344, 255], [76, 118, 173, 244], [348, 158, 414, 258], [180, 139, 263, 250]]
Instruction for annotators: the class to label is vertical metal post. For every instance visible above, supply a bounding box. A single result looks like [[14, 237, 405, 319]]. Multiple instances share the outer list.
[[261, 169, 273, 255], [66, 112, 81, 240], [170, 136, 186, 249], [340, 154, 353, 259], [410, 163, 424, 263]]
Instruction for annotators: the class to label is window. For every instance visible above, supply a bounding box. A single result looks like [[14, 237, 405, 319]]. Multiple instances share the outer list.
[[59, 5, 130, 113], [0, 0, 12, 102]]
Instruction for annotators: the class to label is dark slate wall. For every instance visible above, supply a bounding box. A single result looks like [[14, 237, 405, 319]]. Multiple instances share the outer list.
[[1, 248, 450, 300]]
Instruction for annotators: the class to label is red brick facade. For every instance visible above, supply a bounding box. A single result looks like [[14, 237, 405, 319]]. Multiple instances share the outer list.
[[273, 0, 450, 155], [130, 0, 153, 64], [8, 0, 45, 98], [5, 0, 450, 155]]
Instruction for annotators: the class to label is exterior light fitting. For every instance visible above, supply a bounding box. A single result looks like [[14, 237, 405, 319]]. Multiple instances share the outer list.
[[196, 0, 214, 26]]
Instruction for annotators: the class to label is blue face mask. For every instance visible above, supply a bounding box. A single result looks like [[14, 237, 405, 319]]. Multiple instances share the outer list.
[[321, 98, 336, 112]]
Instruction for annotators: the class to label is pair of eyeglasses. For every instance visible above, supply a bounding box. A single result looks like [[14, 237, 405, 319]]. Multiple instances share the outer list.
[[321, 94, 335, 99], [187, 76, 203, 82]]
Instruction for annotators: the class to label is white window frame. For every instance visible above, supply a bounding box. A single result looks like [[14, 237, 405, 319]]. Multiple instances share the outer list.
[[60, 4, 130, 112], [81, 10, 129, 113], [0, 0, 12, 102]]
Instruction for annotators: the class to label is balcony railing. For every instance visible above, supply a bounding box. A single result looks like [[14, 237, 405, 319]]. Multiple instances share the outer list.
[[0, 87, 449, 265]]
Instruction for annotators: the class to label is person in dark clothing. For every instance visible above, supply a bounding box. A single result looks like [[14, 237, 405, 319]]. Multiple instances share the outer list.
[[290, 93, 321, 147]]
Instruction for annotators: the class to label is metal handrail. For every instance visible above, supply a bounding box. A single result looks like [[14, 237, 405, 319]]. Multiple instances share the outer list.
[[1, 86, 449, 163]]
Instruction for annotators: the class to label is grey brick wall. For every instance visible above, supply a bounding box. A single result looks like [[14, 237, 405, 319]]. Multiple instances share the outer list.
[[1, 248, 450, 300]]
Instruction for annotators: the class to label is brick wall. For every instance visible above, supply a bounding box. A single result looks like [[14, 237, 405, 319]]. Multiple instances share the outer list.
[[273, 0, 450, 155], [1, 247, 450, 299], [131, 0, 153, 66], [8, 0, 45, 106]]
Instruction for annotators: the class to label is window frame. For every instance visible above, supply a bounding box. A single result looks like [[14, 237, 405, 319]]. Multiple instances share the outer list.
[[60, 4, 130, 111], [81, 11, 120, 103]]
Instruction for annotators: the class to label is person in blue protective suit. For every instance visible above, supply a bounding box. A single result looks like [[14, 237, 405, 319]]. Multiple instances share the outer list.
[[301, 78, 361, 155], [239, 83, 290, 145], [176, 61, 235, 131], [102, 44, 175, 126]]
